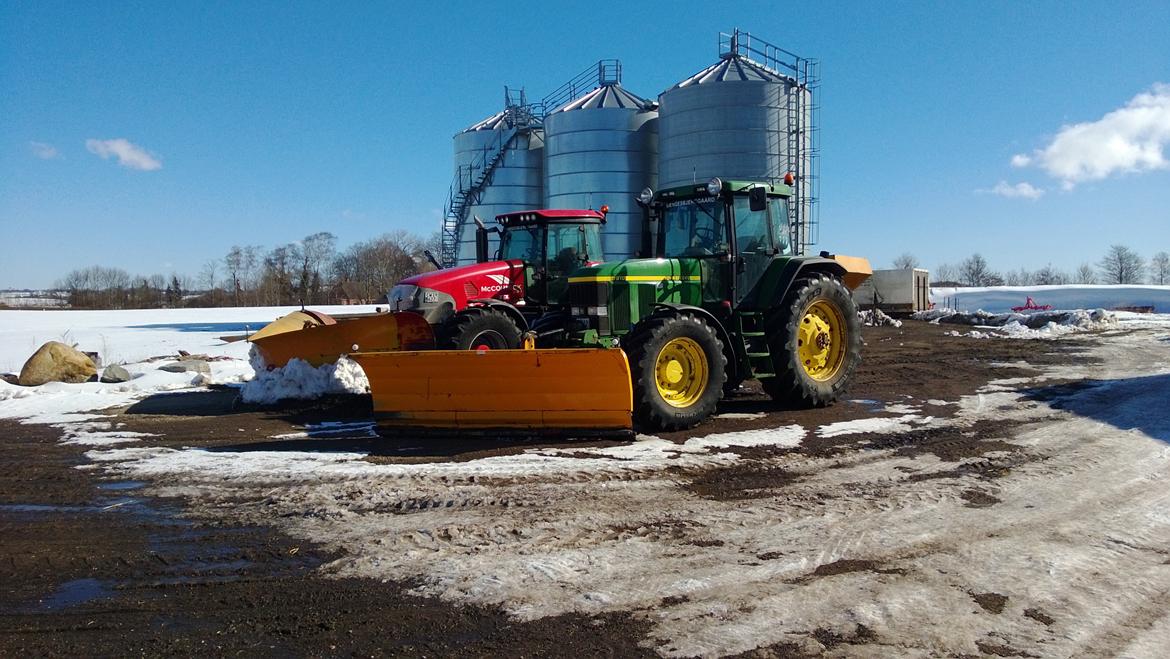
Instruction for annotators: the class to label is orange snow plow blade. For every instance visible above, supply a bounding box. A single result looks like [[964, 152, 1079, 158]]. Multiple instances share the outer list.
[[249, 311, 434, 368], [349, 348, 633, 435]]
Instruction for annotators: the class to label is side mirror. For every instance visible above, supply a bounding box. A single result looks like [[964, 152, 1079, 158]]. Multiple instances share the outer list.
[[749, 187, 767, 212], [475, 218, 489, 263]]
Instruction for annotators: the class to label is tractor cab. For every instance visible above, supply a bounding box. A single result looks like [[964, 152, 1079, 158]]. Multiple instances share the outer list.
[[477, 209, 606, 306], [643, 177, 794, 306]]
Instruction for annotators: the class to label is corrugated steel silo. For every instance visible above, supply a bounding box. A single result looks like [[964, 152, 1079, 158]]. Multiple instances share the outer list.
[[543, 83, 658, 259], [450, 110, 544, 265], [658, 31, 817, 252]]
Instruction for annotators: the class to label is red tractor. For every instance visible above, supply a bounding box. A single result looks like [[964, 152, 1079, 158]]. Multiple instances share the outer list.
[[248, 209, 608, 366], [384, 209, 608, 349]]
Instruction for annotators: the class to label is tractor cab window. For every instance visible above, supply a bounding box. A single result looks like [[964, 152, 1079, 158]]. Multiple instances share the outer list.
[[769, 198, 792, 255], [545, 222, 601, 278], [732, 195, 772, 255], [661, 200, 728, 258], [499, 224, 542, 262]]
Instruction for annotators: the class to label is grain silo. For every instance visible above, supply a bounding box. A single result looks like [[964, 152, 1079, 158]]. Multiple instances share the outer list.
[[444, 94, 544, 266], [543, 66, 658, 259], [657, 30, 819, 253]]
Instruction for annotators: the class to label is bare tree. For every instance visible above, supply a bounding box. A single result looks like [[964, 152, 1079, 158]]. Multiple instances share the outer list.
[[200, 260, 218, 292], [959, 253, 996, 287], [892, 252, 919, 270], [1004, 268, 1032, 286], [1098, 245, 1145, 284], [1074, 263, 1097, 284], [934, 263, 958, 284], [1150, 251, 1170, 285], [1032, 264, 1068, 286]]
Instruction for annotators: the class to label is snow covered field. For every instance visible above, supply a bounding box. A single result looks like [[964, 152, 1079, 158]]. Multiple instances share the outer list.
[[932, 284, 1170, 314], [0, 305, 382, 422]]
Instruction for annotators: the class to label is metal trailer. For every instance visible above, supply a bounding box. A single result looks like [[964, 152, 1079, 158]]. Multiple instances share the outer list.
[[852, 268, 931, 315]]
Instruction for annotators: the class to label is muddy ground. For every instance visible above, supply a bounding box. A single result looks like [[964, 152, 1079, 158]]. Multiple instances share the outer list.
[[0, 321, 1144, 656]]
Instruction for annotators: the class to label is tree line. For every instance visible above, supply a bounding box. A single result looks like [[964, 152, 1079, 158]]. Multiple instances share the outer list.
[[55, 230, 440, 310], [893, 245, 1170, 287]]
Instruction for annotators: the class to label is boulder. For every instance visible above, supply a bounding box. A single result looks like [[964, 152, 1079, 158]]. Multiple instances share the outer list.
[[101, 364, 132, 383], [159, 360, 210, 375], [1, 373, 18, 386], [18, 341, 98, 386]]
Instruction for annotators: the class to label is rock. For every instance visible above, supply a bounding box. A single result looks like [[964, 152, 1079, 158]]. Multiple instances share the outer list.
[[83, 351, 103, 369], [159, 360, 210, 375], [1, 373, 18, 386], [18, 341, 98, 386], [100, 364, 132, 383]]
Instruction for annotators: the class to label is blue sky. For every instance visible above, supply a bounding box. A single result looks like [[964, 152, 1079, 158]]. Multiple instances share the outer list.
[[2, 0, 1169, 288]]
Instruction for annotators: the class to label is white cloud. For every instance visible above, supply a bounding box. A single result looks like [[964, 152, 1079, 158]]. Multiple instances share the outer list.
[[29, 141, 59, 160], [1012, 83, 1170, 187], [979, 180, 1045, 200], [1010, 153, 1031, 167], [85, 138, 162, 171]]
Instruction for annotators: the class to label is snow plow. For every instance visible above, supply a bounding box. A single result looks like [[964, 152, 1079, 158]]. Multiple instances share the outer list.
[[349, 343, 633, 434], [247, 209, 607, 368], [354, 178, 872, 435], [246, 309, 434, 368]]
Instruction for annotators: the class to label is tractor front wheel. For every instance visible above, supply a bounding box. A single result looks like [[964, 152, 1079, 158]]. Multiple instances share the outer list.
[[624, 313, 726, 431], [763, 273, 861, 407], [439, 307, 522, 350]]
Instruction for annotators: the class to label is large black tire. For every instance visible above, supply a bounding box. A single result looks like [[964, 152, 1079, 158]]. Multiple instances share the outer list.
[[623, 312, 727, 431], [762, 273, 861, 407], [439, 307, 522, 350]]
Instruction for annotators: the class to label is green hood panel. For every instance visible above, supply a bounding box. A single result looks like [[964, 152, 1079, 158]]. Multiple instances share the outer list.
[[567, 258, 702, 283]]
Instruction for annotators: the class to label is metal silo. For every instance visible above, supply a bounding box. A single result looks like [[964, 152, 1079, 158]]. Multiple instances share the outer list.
[[543, 70, 658, 259], [444, 94, 544, 266], [658, 30, 819, 253]]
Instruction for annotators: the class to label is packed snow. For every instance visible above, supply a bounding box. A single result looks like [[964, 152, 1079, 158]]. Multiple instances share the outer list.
[[914, 307, 1121, 339], [931, 284, 1170, 314], [0, 305, 384, 421]]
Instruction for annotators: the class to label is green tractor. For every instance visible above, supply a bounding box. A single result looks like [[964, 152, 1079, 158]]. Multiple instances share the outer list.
[[536, 177, 872, 431]]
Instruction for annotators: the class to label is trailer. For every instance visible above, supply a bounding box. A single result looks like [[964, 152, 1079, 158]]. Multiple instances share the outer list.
[[852, 268, 930, 315]]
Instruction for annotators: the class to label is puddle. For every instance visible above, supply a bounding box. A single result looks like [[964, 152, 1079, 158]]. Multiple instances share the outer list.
[[39, 578, 115, 610], [98, 480, 146, 491], [0, 503, 90, 514]]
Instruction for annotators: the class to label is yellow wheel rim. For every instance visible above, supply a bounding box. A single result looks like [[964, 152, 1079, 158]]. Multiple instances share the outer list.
[[654, 337, 708, 408], [797, 300, 846, 382]]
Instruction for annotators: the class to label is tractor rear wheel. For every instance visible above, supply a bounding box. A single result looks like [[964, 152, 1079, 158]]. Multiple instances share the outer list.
[[763, 273, 861, 407], [439, 307, 522, 350], [624, 312, 726, 431]]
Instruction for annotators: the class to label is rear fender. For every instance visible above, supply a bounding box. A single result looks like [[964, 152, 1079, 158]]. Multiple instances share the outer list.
[[467, 299, 529, 331], [756, 256, 870, 309], [644, 302, 740, 385]]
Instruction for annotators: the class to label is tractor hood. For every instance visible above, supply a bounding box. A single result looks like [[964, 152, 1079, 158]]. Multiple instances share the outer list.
[[389, 259, 527, 323], [566, 258, 702, 285]]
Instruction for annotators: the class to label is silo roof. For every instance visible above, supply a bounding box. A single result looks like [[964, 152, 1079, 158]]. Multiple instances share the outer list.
[[669, 55, 790, 89], [462, 111, 508, 133], [552, 83, 651, 112]]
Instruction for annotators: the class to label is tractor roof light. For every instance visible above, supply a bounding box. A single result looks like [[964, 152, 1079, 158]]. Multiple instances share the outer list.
[[707, 177, 723, 196], [783, 172, 795, 185], [637, 187, 654, 205], [599, 204, 610, 216]]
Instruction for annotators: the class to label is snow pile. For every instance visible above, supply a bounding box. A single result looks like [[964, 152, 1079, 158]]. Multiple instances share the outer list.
[[920, 308, 1118, 339], [930, 284, 1170, 314], [859, 308, 902, 328], [239, 349, 369, 404]]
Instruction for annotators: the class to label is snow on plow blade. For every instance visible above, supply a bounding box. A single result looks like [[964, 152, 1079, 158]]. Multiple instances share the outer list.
[[249, 311, 434, 368], [349, 348, 633, 435]]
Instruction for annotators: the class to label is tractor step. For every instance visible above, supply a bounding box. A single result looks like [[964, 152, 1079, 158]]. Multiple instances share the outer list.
[[740, 331, 766, 337]]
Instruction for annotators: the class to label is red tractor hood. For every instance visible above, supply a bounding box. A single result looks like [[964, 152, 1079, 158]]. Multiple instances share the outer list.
[[401, 259, 527, 308]]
